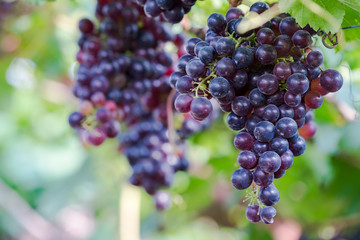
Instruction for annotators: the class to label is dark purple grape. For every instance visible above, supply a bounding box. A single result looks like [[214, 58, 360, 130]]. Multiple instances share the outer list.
[[255, 44, 277, 65], [231, 168, 253, 190], [248, 73, 261, 89], [217, 88, 235, 104], [320, 69, 343, 92], [69, 112, 85, 128], [273, 35, 292, 57], [234, 131, 254, 150], [216, 37, 236, 56], [270, 137, 289, 155], [306, 50, 323, 68], [290, 61, 307, 75], [253, 167, 274, 187], [144, 0, 162, 17], [254, 121, 275, 142], [263, 104, 280, 122], [207, 13, 227, 33], [232, 47, 254, 68], [237, 150, 257, 169], [279, 17, 300, 37], [79, 18, 94, 34], [163, 5, 184, 23], [198, 46, 217, 64], [293, 103, 306, 119], [246, 205, 261, 223], [267, 91, 285, 106], [305, 110, 314, 123], [186, 59, 206, 78], [230, 69, 248, 93], [295, 117, 305, 128], [226, 8, 244, 22], [175, 94, 193, 113], [284, 91, 301, 107], [216, 58, 236, 78], [280, 150, 294, 170], [227, 112, 246, 130], [209, 77, 231, 98], [249, 88, 266, 107], [257, 73, 278, 95], [273, 62, 291, 80], [232, 96, 252, 117], [275, 117, 298, 138], [259, 151, 281, 173], [260, 206, 277, 224], [274, 169, 286, 178], [259, 184, 280, 206], [305, 91, 323, 109], [286, 73, 309, 95], [190, 97, 213, 121], [289, 136, 306, 156], [96, 107, 111, 123], [270, 17, 282, 35], [292, 30, 312, 49], [256, 27, 275, 45], [87, 128, 106, 146], [176, 75, 194, 93], [249, 1, 269, 14]]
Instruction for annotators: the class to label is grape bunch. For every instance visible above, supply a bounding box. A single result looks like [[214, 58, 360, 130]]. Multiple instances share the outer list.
[[69, 0, 214, 210], [134, 0, 197, 23], [170, 1, 343, 223]]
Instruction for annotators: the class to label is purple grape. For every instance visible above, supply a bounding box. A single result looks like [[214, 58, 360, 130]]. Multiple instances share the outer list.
[[231, 168, 253, 190], [292, 30, 312, 49], [284, 91, 301, 107], [249, 1, 269, 14], [259, 184, 280, 206], [190, 97, 213, 121], [270, 137, 289, 155], [245, 115, 261, 134], [254, 121, 275, 142], [232, 96, 252, 117], [186, 59, 206, 78], [163, 6, 185, 23], [257, 73, 279, 95], [194, 41, 210, 56], [216, 57, 236, 78], [273, 35, 292, 57], [279, 17, 299, 37], [289, 136, 306, 156], [249, 88, 266, 107], [234, 131, 254, 150], [255, 44, 277, 65], [216, 37, 236, 56], [226, 8, 244, 22], [305, 91, 323, 109], [260, 206, 277, 224], [209, 77, 231, 98], [176, 75, 194, 93], [275, 117, 298, 138], [246, 205, 261, 223], [186, 37, 202, 56], [273, 62, 291, 80], [69, 112, 85, 128], [320, 69, 343, 92], [198, 46, 217, 64], [259, 151, 281, 173], [274, 169, 286, 179], [256, 27, 275, 45], [177, 54, 194, 72], [175, 94, 193, 113], [263, 104, 280, 122], [232, 47, 254, 68], [306, 50, 323, 68], [286, 73, 309, 95], [252, 140, 269, 157], [237, 150, 258, 169], [227, 112, 246, 131], [280, 150, 294, 170], [207, 13, 227, 34]]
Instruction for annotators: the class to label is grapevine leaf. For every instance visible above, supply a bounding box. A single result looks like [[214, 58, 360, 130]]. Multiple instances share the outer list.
[[278, 0, 345, 33], [340, 0, 360, 41]]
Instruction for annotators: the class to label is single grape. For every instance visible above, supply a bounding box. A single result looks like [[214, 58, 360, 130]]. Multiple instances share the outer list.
[[255, 44, 277, 65], [234, 131, 254, 150], [209, 77, 231, 98], [216, 37, 236, 56], [246, 205, 261, 223], [293, 103, 306, 119], [69, 112, 85, 128], [186, 59, 206, 78], [320, 69, 343, 92], [256, 27, 275, 45], [216, 58, 237, 78], [259, 184, 280, 206], [231, 168, 253, 190], [190, 97, 213, 121], [227, 112, 246, 131], [176, 75, 194, 93], [284, 91, 301, 107], [259, 151, 281, 173], [286, 73, 309, 95], [275, 117, 298, 138], [260, 206, 277, 224], [311, 77, 328, 95], [233, 47, 254, 68], [194, 41, 210, 56], [249, 1, 269, 14], [289, 136, 306, 156], [274, 169, 286, 179], [257, 73, 278, 95], [273, 35, 292, 57], [226, 8, 244, 22], [237, 150, 258, 169], [254, 121, 276, 142], [263, 104, 280, 122], [292, 30, 312, 49], [175, 94, 193, 113], [279, 17, 299, 37], [252, 140, 269, 157], [249, 88, 266, 107], [306, 50, 323, 68], [273, 62, 291, 80], [280, 150, 294, 170], [207, 13, 227, 33], [270, 137, 289, 155], [232, 96, 252, 117], [245, 115, 262, 134], [305, 91, 323, 109], [186, 37, 202, 56]]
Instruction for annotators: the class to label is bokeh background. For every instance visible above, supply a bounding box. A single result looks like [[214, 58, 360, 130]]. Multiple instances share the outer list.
[[0, 0, 359, 239]]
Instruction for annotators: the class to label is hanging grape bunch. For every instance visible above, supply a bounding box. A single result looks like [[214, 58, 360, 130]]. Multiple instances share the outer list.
[[135, 0, 197, 23], [170, 1, 343, 223], [69, 0, 218, 210]]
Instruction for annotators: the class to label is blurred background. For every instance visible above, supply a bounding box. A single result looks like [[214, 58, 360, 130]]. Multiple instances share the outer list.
[[0, 0, 359, 239]]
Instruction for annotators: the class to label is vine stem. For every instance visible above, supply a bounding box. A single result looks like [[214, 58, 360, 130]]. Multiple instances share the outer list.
[[166, 89, 181, 155]]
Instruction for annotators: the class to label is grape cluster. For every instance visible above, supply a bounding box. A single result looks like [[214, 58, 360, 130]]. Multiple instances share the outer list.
[[69, 0, 214, 210], [134, 0, 197, 23], [170, 1, 343, 223]]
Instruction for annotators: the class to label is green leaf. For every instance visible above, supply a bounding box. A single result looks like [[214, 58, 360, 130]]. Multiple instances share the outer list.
[[278, 0, 345, 33], [340, 0, 360, 41]]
